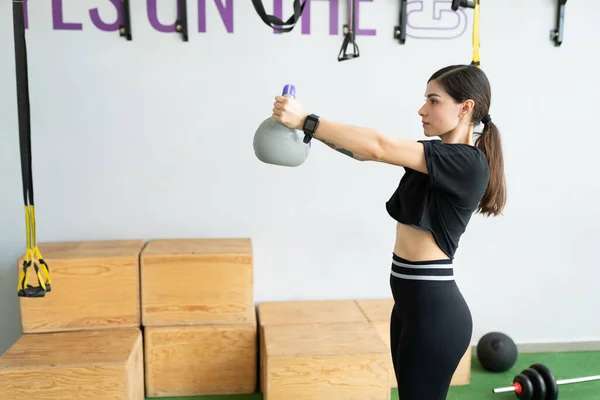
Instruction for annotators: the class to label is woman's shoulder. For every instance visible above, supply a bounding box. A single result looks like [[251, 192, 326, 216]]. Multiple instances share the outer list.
[[419, 139, 488, 164], [419, 139, 490, 185]]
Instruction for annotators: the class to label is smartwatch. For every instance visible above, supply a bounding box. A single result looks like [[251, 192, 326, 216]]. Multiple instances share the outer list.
[[302, 113, 320, 143]]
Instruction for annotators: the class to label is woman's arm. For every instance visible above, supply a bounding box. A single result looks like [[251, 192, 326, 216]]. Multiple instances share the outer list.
[[316, 138, 368, 161], [272, 95, 427, 172], [312, 119, 426, 171], [272, 96, 376, 161], [312, 118, 378, 161]]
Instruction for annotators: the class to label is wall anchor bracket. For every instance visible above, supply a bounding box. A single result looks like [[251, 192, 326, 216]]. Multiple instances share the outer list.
[[176, 0, 189, 42], [119, 0, 132, 40], [550, 0, 567, 46], [393, 0, 407, 45]]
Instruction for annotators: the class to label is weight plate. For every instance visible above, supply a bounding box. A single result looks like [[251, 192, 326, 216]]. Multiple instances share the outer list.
[[530, 363, 559, 400], [513, 374, 534, 400], [522, 368, 547, 400]]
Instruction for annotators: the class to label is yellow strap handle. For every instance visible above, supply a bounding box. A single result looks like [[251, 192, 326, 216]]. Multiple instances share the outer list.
[[17, 205, 51, 297]]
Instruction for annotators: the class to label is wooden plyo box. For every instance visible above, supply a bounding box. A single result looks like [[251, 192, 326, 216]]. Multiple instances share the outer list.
[[262, 322, 390, 400], [355, 298, 473, 387], [140, 238, 254, 326], [257, 299, 369, 392], [0, 328, 144, 400], [257, 299, 368, 326], [355, 299, 397, 388], [144, 322, 257, 397], [18, 240, 145, 333], [451, 346, 473, 386]]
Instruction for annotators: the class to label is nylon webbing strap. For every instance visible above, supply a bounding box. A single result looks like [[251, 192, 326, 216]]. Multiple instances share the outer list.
[[551, 0, 567, 46], [13, 0, 52, 298], [251, 0, 307, 33], [471, 0, 481, 67], [338, 0, 359, 61]]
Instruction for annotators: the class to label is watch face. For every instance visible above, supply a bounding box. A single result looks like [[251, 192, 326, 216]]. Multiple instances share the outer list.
[[305, 120, 316, 131]]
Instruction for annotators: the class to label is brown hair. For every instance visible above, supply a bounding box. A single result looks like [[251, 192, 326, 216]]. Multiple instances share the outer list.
[[428, 65, 506, 217]]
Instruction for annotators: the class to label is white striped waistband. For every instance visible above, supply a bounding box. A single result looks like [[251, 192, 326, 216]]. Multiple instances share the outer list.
[[390, 255, 454, 281]]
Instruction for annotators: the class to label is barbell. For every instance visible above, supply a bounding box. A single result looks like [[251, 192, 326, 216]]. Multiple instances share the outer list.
[[493, 362, 600, 399]]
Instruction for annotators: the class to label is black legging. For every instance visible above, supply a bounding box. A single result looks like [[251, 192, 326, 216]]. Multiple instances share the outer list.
[[389, 253, 473, 400]]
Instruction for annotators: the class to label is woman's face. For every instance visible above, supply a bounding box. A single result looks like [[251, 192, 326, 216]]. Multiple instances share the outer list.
[[418, 80, 464, 138]]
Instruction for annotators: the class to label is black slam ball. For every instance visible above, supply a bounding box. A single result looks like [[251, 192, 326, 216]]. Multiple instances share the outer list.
[[477, 332, 518, 372]]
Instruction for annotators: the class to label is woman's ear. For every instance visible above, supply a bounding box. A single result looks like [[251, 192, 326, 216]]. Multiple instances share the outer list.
[[458, 99, 475, 120], [462, 99, 475, 114]]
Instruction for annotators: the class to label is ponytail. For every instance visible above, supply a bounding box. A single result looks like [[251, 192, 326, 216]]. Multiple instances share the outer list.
[[475, 120, 506, 217]]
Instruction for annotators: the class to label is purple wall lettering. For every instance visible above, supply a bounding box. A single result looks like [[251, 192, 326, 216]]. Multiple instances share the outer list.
[[272, 0, 374, 36], [52, 0, 83, 30], [272, 0, 282, 34], [147, 0, 179, 33], [310, 0, 344, 36], [354, 0, 375, 36], [21, 0, 467, 40], [23, 0, 29, 29], [329, 0, 338, 35], [301, 0, 311, 34], [198, 0, 234, 33], [90, 0, 122, 31], [406, 0, 467, 39]]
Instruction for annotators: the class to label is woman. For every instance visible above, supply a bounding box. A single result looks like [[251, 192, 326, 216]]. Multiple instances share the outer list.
[[272, 64, 506, 399]]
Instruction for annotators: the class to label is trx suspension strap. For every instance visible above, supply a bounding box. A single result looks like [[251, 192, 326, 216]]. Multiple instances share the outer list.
[[451, 0, 479, 67], [13, 0, 52, 298], [338, 0, 359, 61], [251, 0, 308, 33], [551, 0, 567, 46], [119, 0, 132, 40], [393, 0, 408, 45], [471, 0, 480, 67], [175, 0, 189, 42]]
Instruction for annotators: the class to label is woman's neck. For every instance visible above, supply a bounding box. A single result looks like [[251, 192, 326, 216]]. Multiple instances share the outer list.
[[441, 123, 475, 145]]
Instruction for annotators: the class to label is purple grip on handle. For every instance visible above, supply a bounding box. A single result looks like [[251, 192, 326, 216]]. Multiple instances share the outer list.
[[282, 84, 296, 98]]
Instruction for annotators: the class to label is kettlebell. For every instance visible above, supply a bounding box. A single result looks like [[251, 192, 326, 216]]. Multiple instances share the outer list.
[[253, 84, 310, 167]]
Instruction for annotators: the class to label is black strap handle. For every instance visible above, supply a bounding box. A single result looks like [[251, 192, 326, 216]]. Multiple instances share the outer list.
[[251, 0, 308, 33], [338, 0, 359, 61]]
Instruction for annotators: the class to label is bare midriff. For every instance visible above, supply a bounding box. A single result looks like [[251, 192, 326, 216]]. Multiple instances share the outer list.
[[393, 223, 450, 262]]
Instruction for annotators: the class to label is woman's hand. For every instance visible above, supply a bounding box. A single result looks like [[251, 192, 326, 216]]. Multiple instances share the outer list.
[[272, 96, 308, 130]]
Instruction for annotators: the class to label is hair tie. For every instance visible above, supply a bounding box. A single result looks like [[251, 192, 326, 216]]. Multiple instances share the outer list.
[[481, 114, 491, 124]]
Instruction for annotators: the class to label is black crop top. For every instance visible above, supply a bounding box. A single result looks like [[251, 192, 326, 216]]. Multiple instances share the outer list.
[[386, 139, 490, 259]]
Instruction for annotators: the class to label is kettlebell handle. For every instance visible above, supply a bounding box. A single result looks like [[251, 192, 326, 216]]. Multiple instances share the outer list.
[[282, 84, 296, 98]]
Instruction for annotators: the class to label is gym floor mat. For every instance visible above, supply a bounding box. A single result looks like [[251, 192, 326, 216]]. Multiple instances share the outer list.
[[444, 350, 599, 400]]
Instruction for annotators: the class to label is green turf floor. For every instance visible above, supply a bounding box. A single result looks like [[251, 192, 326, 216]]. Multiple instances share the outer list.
[[146, 350, 600, 400]]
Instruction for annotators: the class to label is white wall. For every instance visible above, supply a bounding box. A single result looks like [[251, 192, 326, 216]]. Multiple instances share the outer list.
[[1, 0, 599, 353]]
